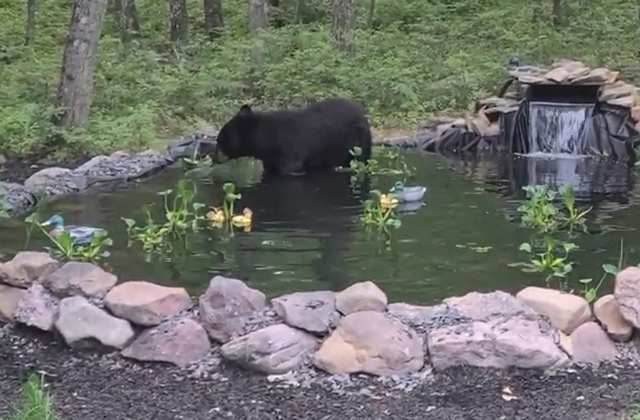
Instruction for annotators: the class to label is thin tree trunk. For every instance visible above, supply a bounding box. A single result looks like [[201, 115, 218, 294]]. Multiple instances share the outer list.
[[55, 0, 108, 128], [330, 0, 355, 51], [203, 0, 223, 39], [113, 0, 141, 41], [169, 0, 189, 42], [25, 0, 37, 45], [294, 0, 303, 23], [367, 0, 375, 28], [248, 0, 268, 67], [552, 0, 562, 26]]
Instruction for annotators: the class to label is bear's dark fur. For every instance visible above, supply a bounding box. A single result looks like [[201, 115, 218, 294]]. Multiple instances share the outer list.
[[213, 97, 372, 176]]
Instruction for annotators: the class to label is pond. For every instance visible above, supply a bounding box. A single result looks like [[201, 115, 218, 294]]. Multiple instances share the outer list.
[[1, 150, 639, 305]]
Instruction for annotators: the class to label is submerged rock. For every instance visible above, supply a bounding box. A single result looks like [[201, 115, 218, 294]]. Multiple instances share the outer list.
[[198, 276, 268, 343], [122, 318, 210, 367], [221, 324, 318, 374], [0, 182, 38, 216], [314, 311, 424, 376], [105, 281, 193, 326], [614, 266, 640, 328], [272, 291, 339, 334], [516, 287, 591, 334], [428, 291, 569, 370], [335, 281, 387, 315], [594, 294, 633, 342], [0, 284, 27, 321], [54, 296, 134, 349], [42, 262, 117, 299], [0, 251, 57, 288], [13, 283, 60, 331], [570, 322, 617, 364]]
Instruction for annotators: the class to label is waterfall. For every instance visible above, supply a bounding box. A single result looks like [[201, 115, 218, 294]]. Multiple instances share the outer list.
[[528, 102, 594, 155]]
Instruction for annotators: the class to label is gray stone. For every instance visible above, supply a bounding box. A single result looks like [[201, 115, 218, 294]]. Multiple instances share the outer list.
[[594, 294, 633, 342], [0, 251, 57, 288], [122, 318, 210, 367], [198, 276, 267, 343], [221, 324, 318, 374], [42, 262, 117, 299], [516, 287, 591, 334], [75, 156, 111, 173], [614, 266, 640, 328], [105, 281, 193, 326], [428, 291, 569, 370], [0, 182, 38, 216], [387, 302, 440, 324], [24, 167, 72, 191], [570, 322, 617, 364], [314, 311, 424, 376], [13, 283, 60, 331], [0, 284, 27, 321], [272, 291, 339, 333], [335, 281, 387, 315], [54, 296, 135, 349]]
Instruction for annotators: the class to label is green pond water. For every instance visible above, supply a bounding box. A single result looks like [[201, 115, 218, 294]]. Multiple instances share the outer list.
[[1, 152, 639, 305]]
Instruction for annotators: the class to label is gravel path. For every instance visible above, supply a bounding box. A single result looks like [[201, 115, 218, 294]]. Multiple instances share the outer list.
[[0, 325, 638, 420]]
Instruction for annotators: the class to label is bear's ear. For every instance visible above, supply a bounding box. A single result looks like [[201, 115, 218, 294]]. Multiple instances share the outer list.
[[238, 104, 253, 116]]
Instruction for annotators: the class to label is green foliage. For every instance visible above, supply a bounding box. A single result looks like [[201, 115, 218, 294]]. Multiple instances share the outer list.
[[517, 184, 591, 234], [516, 236, 576, 288], [348, 145, 414, 185], [3, 373, 58, 420], [3, 0, 640, 158]]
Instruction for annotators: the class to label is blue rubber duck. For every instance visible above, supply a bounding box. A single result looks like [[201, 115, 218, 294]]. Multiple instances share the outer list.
[[40, 214, 104, 244]]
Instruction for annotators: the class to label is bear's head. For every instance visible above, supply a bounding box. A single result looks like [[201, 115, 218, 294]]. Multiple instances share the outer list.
[[214, 104, 257, 163]]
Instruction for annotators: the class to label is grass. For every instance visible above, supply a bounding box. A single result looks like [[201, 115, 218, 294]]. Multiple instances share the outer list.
[[2, 374, 58, 420], [2, 0, 640, 159]]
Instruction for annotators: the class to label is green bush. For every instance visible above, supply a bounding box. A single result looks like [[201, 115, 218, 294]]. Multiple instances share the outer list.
[[1, 0, 640, 158]]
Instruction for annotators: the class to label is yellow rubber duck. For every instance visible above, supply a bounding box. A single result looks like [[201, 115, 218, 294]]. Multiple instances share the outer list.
[[206, 207, 226, 223], [231, 208, 253, 227], [379, 194, 399, 209]]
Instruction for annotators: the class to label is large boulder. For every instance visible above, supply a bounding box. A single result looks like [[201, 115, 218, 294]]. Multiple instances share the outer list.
[[54, 296, 135, 349], [570, 322, 617, 364], [428, 291, 569, 370], [594, 294, 633, 342], [614, 266, 640, 328], [516, 287, 591, 334], [42, 262, 117, 299], [221, 324, 318, 374], [105, 281, 193, 326], [335, 281, 387, 315], [314, 311, 424, 376], [198, 276, 267, 343], [13, 283, 60, 331], [122, 318, 210, 367], [271, 291, 339, 334], [0, 251, 57, 288], [0, 284, 27, 321]]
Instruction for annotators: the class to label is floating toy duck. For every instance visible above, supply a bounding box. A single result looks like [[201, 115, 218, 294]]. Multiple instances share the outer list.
[[40, 214, 104, 244], [231, 208, 253, 228], [389, 181, 426, 203], [206, 207, 227, 223], [378, 194, 399, 209]]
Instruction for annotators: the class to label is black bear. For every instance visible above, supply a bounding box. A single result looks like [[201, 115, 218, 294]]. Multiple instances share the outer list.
[[213, 97, 372, 176]]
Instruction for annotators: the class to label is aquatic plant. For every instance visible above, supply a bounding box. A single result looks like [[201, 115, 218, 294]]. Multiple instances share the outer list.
[[557, 184, 591, 234], [158, 179, 206, 235], [372, 145, 415, 178], [360, 190, 401, 230], [517, 236, 576, 289], [517, 184, 590, 234], [122, 206, 171, 254], [578, 238, 625, 303], [181, 148, 213, 172], [205, 182, 253, 233]]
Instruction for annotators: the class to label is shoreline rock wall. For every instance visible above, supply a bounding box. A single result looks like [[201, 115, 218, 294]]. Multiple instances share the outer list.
[[1, 251, 637, 376]]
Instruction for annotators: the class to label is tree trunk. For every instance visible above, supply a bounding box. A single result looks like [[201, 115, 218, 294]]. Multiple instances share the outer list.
[[248, 0, 268, 67], [169, 0, 189, 42], [552, 0, 562, 26], [367, 0, 375, 28], [113, 0, 141, 41], [330, 0, 355, 51], [55, 0, 108, 128], [25, 0, 37, 45], [203, 0, 223, 39]]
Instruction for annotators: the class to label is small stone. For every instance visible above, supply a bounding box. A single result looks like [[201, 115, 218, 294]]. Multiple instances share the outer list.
[[335, 281, 387, 315], [221, 324, 318, 374], [272, 291, 339, 334], [632, 106, 640, 123], [54, 296, 135, 349], [0, 284, 27, 321], [105, 281, 193, 326], [110, 151, 130, 159], [13, 283, 60, 331], [122, 318, 210, 367], [387, 302, 439, 324], [42, 262, 117, 299], [314, 311, 424, 376], [0, 251, 57, 288], [570, 322, 617, 364], [516, 287, 591, 334], [615, 266, 640, 328], [75, 156, 110, 173], [198, 276, 267, 343], [24, 167, 71, 191], [594, 294, 633, 342], [544, 67, 570, 83], [559, 331, 573, 357]]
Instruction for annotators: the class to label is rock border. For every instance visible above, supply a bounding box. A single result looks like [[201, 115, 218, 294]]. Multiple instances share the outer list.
[[2, 251, 639, 376]]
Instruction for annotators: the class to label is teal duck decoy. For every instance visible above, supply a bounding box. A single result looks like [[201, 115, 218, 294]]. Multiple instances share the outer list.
[[40, 214, 104, 244], [389, 181, 426, 203]]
